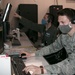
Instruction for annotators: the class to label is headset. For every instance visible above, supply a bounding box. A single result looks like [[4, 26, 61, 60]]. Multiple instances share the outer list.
[[64, 8, 75, 24], [48, 8, 75, 24], [70, 8, 75, 24], [47, 14, 54, 23]]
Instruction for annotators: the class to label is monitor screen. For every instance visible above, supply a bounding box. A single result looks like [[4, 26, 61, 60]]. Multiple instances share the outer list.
[[0, 25, 4, 54], [1, 3, 12, 42], [2, 3, 12, 22]]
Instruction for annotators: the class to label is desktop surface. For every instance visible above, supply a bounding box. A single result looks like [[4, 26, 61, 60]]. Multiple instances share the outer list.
[[5, 32, 35, 48], [11, 56, 31, 75], [24, 56, 49, 67], [11, 37, 21, 46], [3, 32, 49, 75], [11, 56, 49, 75]]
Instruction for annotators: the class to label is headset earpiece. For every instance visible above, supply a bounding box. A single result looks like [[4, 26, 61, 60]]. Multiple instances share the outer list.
[[48, 16, 51, 23], [47, 14, 54, 23], [71, 16, 75, 24], [69, 8, 75, 24]]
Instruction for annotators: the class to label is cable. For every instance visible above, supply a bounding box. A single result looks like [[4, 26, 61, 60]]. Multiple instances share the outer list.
[[0, 0, 2, 4], [54, 0, 55, 5], [54, 0, 58, 5], [56, 0, 58, 5]]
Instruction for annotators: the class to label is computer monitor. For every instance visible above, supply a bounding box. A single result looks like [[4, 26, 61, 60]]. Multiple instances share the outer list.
[[2, 3, 12, 22], [0, 25, 4, 54], [1, 3, 12, 42]]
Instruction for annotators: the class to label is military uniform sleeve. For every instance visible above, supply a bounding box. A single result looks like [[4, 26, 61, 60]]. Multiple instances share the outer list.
[[35, 35, 63, 56], [19, 17, 45, 33], [43, 64, 61, 75]]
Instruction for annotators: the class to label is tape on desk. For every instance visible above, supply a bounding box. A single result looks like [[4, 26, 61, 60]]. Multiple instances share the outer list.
[[18, 46, 37, 51], [18, 46, 34, 48], [19, 46, 36, 49]]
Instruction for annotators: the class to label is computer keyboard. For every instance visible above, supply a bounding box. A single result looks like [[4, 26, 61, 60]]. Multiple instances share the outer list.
[[11, 57, 31, 75], [12, 38, 21, 46]]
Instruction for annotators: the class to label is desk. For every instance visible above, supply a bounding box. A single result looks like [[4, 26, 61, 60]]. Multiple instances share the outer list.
[[24, 56, 49, 67], [4, 32, 49, 75], [4, 32, 36, 53]]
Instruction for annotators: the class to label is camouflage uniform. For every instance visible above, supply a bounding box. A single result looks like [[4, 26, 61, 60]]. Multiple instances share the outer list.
[[35, 33, 75, 75]]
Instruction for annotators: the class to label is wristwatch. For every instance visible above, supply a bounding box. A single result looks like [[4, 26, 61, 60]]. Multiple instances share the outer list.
[[40, 66, 44, 74]]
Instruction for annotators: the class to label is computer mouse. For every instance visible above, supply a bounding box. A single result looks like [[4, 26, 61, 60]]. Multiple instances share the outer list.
[[21, 53, 27, 59], [21, 53, 26, 56]]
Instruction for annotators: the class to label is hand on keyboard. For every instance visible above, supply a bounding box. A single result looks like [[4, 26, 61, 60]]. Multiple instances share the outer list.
[[11, 57, 31, 75], [22, 65, 41, 75]]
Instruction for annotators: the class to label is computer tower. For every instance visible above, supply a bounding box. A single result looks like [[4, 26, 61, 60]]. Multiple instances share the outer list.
[[17, 4, 38, 43], [49, 5, 63, 27]]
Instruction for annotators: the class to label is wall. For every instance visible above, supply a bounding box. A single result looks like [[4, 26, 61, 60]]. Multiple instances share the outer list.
[[1, 0, 75, 28]]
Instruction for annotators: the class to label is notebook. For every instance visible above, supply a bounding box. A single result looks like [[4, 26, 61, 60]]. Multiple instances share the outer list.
[[0, 55, 12, 75]]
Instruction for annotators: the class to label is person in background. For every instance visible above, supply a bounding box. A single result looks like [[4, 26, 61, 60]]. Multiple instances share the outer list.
[[19, 8, 75, 75], [41, 13, 50, 25], [14, 13, 58, 47]]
